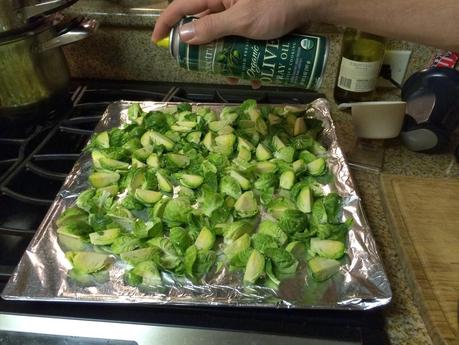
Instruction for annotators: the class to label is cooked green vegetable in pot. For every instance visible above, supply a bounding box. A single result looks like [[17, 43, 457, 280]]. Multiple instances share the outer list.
[[57, 100, 353, 290]]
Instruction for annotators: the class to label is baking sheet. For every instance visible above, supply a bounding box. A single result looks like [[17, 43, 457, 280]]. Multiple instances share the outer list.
[[2, 99, 392, 310]]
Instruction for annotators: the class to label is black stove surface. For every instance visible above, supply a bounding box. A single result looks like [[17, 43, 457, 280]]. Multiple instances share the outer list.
[[0, 79, 388, 345]]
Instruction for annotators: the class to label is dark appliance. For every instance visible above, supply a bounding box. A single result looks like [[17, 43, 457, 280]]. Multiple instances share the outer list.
[[401, 67, 459, 154]]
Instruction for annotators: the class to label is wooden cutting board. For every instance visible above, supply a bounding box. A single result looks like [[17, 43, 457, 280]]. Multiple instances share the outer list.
[[380, 175, 459, 345]]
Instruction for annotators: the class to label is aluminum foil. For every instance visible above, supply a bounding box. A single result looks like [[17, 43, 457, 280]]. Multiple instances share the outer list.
[[2, 98, 392, 310]]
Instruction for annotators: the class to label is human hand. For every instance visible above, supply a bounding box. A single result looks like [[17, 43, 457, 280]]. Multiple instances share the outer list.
[[152, 0, 325, 44], [152, 0, 326, 88]]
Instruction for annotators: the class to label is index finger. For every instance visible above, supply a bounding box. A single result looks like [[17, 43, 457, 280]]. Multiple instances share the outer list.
[[152, 0, 225, 42]]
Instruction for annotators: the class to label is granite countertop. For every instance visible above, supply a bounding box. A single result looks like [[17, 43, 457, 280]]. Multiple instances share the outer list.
[[327, 92, 458, 345], [62, 2, 459, 344]]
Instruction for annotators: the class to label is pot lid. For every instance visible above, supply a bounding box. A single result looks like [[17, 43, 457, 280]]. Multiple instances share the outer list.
[[0, 13, 64, 45], [0, 0, 79, 37], [0, 17, 45, 41]]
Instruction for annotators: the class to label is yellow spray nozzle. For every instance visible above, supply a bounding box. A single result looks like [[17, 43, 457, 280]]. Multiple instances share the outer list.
[[156, 36, 170, 49]]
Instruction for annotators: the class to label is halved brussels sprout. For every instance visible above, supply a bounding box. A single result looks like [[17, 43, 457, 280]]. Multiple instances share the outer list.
[[98, 184, 119, 197], [133, 148, 152, 162], [234, 191, 258, 218], [237, 146, 251, 162], [292, 159, 306, 174], [156, 172, 173, 193], [186, 131, 201, 144], [120, 247, 159, 265], [166, 153, 190, 168], [308, 257, 340, 282], [271, 135, 286, 151], [202, 132, 214, 151], [296, 186, 313, 213], [279, 170, 295, 190], [229, 171, 251, 190], [307, 158, 327, 176], [134, 189, 162, 205], [94, 131, 110, 149], [255, 162, 277, 174], [89, 171, 120, 188], [238, 137, 255, 152], [89, 228, 121, 246], [180, 174, 204, 189], [146, 153, 160, 169], [294, 117, 307, 136], [255, 143, 272, 161], [310, 238, 345, 260], [131, 157, 146, 168], [258, 220, 288, 246], [274, 146, 295, 163], [224, 233, 251, 260], [66, 251, 110, 274], [243, 250, 265, 284], [195, 227, 215, 251]]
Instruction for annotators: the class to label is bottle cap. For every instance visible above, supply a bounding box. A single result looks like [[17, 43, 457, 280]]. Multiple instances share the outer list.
[[156, 36, 170, 49]]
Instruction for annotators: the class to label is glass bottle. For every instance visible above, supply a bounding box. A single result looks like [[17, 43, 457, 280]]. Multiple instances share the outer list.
[[334, 28, 386, 103]]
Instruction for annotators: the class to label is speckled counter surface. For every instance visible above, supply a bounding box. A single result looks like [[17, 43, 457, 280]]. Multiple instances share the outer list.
[[328, 92, 458, 345], [308, 96, 458, 344], [62, 2, 458, 344]]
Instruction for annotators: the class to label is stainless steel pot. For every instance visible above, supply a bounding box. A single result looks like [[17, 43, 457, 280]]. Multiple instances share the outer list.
[[0, 15, 97, 130], [0, 0, 79, 35]]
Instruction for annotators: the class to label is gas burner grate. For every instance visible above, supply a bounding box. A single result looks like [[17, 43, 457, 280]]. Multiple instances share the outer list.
[[0, 82, 179, 284], [0, 127, 49, 184], [27, 154, 80, 180]]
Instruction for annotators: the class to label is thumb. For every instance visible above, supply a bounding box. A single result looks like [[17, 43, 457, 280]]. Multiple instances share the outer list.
[[179, 10, 237, 45]]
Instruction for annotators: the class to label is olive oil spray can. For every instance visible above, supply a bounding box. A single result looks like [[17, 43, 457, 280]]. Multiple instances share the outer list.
[[157, 17, 329, 90]]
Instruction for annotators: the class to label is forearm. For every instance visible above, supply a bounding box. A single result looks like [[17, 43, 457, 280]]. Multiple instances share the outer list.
[[322, 0, 459, 51]]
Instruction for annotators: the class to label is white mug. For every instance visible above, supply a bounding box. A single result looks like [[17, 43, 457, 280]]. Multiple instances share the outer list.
[[338, 101, 407, 139]]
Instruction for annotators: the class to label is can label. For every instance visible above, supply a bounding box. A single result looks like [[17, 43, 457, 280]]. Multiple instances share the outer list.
[[174, 19, 328, 90]]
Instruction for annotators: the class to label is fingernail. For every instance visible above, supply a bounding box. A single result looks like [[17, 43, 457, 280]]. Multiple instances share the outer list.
[[179, 22, 196, 42]]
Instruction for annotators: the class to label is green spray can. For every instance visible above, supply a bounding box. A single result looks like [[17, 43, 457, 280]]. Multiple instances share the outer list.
[[156, 17, 329, 90]]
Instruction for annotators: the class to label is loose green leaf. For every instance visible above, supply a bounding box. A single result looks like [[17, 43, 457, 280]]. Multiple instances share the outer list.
[[220, 176, 242, 199], [258, 220, 288, 246]]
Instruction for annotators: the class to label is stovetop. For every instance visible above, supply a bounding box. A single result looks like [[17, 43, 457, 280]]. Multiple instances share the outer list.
[[0, 79, 389, 345]]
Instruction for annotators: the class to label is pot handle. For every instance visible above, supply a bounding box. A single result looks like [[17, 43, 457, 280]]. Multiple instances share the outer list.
[[41, 17, 98, 51], [22, 0, 80, 19]]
